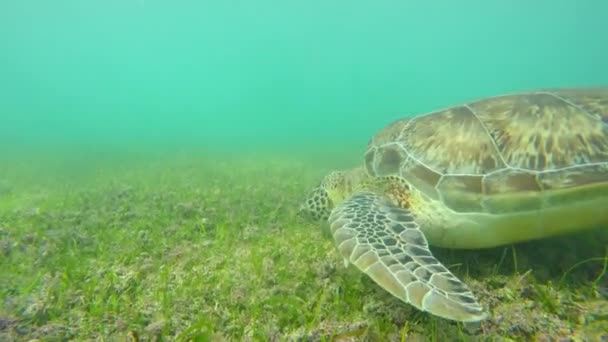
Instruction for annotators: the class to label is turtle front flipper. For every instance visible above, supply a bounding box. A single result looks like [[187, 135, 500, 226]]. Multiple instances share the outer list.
[[328, 192, 487, 322]]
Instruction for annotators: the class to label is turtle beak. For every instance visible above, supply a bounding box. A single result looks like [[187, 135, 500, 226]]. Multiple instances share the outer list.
[[296, 203, 311, 219]]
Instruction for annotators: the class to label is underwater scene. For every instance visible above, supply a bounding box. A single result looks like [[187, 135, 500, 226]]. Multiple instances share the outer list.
[[1, 1, 607, 341]]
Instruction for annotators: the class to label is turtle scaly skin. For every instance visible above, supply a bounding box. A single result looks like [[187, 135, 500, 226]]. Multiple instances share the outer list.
[[300, 88, 608, 322]]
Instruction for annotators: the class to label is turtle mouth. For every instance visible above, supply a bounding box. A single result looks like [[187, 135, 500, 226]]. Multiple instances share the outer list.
[[296, 205, 310, 219], [297, 202, 322, 221], [296, 203, 308, 216]]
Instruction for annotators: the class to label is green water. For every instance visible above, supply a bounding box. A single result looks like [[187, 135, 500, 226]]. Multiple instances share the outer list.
[[1, 0, 607, 152], [1, 1, 608, 340]]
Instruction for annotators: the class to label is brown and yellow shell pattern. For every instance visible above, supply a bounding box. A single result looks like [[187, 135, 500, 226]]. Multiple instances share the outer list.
[[365, 88, 608, 215]]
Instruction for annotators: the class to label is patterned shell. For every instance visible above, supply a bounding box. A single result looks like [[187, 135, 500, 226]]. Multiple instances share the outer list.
[[364, 88, 608, 214]]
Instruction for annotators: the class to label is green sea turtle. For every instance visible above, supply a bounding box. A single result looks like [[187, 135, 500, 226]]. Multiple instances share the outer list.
[[299, 88, 608, 322]]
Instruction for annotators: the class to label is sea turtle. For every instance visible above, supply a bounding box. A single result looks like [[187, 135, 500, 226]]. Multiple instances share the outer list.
[[299, 88, 608, 322]]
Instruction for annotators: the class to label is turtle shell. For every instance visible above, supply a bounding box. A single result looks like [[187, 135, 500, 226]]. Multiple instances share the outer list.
[[365, 88, 608, 214]]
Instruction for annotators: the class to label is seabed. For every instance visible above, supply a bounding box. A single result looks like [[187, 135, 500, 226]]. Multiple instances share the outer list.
[[0, 148, 606, 341]]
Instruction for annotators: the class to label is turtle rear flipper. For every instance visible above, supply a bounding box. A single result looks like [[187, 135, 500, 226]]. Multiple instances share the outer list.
[[328, 192, 487, 322]]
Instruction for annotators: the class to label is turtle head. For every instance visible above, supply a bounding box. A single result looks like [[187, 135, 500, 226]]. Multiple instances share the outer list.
[[298, 186, 334, 221], [299, 167, 369, 221]]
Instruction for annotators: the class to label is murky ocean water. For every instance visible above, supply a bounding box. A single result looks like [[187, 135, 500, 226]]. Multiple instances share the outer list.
[[1, 1, 607, 340]]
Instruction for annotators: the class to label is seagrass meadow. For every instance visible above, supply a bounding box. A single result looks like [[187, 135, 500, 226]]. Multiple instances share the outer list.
[[2, 0, 608, 341], [0, 147, 606, 341]]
